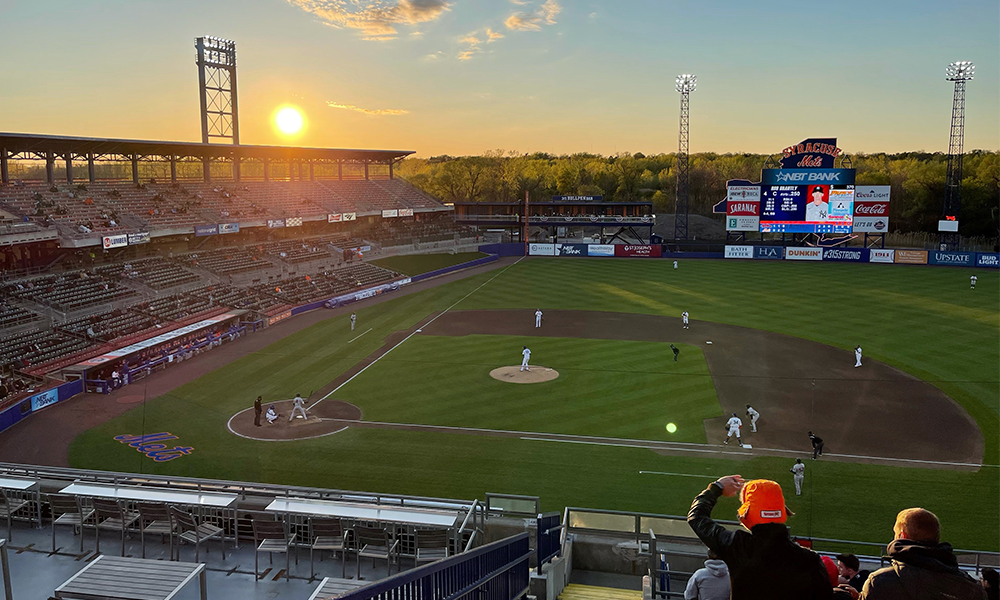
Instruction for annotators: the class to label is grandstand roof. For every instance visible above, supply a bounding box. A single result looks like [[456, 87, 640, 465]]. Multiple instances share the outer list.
[[0, 132, 413, 163]]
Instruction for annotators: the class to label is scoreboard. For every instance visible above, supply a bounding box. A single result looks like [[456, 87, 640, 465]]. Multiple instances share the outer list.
[[759, 184, 854, 234]]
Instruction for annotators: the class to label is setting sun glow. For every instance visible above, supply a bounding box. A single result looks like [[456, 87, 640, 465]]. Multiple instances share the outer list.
[[275, 106, 304, 135]]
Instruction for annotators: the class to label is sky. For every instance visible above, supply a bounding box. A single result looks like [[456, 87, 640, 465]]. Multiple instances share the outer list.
[[0, 0, 997, 157]]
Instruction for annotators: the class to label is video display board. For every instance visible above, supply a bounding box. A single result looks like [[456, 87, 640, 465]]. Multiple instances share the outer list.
[[759, 184, 854, 233]]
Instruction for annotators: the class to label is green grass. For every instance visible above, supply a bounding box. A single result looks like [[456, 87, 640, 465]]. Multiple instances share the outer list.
[[69, 258, 1000, 549], [372, 252, 487, 275]]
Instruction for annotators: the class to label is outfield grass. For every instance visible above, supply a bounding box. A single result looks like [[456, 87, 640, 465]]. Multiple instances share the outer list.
[[69, 258, 1000, 549], [372, 252, 487, 275]]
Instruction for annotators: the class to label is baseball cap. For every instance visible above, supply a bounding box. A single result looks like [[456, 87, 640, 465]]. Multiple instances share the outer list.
[[820, 556, 839, 587], [737, 479, 790, 529]]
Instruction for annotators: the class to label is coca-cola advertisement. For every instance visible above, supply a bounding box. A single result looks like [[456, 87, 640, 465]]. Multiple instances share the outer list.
[[854, 201, 889, 217], [614, 245, 662, 258], [853, 186, 891, 233]]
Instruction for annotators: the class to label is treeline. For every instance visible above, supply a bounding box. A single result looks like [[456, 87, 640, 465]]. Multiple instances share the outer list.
[[397, 150, 1000, 237]]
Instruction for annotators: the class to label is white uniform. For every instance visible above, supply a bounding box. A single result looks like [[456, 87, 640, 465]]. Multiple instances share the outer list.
[[682, 311, 689, 329], [971, 275, 977, 289], [265, 407, 278, 424], [805, 200, 829, 222], [855, 346, 862, 368], [673, 261, 678, 269], [350, 313, 357, 331], [790, 462, 805, 495], [289, 396, 308, 421], [520, 348, 531, 372], [535, 310, 543, 328], [746, 406, 760, 432], [725, 416, 742, 445]]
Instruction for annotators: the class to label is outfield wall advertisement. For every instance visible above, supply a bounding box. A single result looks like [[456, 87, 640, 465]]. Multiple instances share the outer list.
[[785, 247, 823, 261], [977, 253, 999, 268], [754, 246, 783, 260], [852, 186, 891, 233], [822, 248, 867, 262], [725, 245, 753, 259], [895, 250, 928, 265], [928, 251, 974, 266], [869, 249, 895, 263], [615, 245, 661, 258]]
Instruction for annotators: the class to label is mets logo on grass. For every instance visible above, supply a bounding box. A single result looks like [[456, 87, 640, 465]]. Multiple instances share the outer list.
[[114, 433, 193, 462]]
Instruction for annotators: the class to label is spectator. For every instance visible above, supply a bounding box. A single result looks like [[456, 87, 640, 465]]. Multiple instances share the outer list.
[[837, 554, 870, 593], [684, 549, 730, 600], [687, 475, 832, 599], [982, 568, 998, 600], [860, 508, 985, 599]]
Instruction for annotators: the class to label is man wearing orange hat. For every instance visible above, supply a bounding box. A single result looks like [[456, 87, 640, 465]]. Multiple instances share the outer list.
[[687, 474, 833, 599]]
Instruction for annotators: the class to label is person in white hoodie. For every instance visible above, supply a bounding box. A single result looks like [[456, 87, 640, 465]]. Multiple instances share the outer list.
[[684, 549, 731, 600]]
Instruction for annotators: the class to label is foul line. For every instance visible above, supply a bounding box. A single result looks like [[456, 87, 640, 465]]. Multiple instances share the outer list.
[[639, 471, 717, 479], [310, 256, 526, 409], [348, 328, 373, 344]]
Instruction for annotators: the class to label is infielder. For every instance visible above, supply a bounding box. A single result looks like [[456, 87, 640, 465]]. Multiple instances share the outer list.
[[854, 345, 862, 368], [971, 275, 977, 289], [790, 459, 805, 496], [350, 313, 357, 331], [289, 393, 308, 421], [520, 346, 531, 372], [745, 404, 760, 433], [682, 311, 690, 330], [535, 309, 543, 328], [724, 412, 743, 447]]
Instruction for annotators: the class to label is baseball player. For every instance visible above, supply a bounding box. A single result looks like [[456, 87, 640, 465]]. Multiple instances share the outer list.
[[724, 413, 743, 447], [790, 459, 805, 496], [808, 431, 824, 459], [520, 346, 531, 372], [682, 311, 689, 330], [673, 260, 678, 270], [854, 345, 862, 368], [265, 404, 278, 424], [350, 313, 357, 331], [535, 309, 543, 328], [670, 344, 680, 362], [289, 394, 308, 421], [971, 274, 977, 289], [745, 404, 760, 433]]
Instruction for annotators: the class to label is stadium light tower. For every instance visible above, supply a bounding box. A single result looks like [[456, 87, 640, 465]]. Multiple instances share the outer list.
[[674, 74, 696, 241], [195, 36, 240, 145], [941, 60, 974, 249]]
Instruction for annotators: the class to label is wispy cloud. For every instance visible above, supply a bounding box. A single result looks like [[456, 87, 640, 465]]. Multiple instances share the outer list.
[[486, 27, 504, 42], [327, 101, 410, 116], [288, 0, 450, 41], [458, 32, 482, 60], [505, 0, 560, 31]]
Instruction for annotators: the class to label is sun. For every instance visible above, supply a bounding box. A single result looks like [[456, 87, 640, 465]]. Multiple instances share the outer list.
[[274, 106, 304, 135]]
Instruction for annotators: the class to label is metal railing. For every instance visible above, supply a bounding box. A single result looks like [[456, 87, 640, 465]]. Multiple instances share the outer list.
[[339, 533, 531, 600], [485, 493, 540, 518], [536, 512, 561, 568], [0, 539, 10, 600]]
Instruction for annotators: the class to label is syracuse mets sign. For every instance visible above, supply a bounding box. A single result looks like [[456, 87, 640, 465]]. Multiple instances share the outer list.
[[780, 138, 842, 169]]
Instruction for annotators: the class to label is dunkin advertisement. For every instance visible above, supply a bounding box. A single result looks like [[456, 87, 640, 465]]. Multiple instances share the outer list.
[[853, 186, 891, 233]]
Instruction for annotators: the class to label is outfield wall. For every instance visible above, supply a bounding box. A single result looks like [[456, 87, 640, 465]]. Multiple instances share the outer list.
[[0, 379, 83, 435]]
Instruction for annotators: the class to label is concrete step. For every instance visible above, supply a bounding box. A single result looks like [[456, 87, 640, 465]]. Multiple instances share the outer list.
[[558, 583, 642, 600]]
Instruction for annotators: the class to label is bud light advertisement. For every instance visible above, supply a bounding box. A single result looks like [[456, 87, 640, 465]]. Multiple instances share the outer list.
[[976, 253, 999, 268]]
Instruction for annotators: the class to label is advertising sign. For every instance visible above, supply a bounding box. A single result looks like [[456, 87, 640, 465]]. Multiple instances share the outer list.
[[852, 186, 891, 233], [529, 243, 555, 256], [614, 245, 662, 258], [267, 219, 285, 229], [869, 249, 895, 263], [194, 224, 218, 237], [753, 246, 784, 260], [726, 187, 761, 231], [30, 388, 59, 412], [895, 250, 928, 265], [976, 253, 999, 268], [285, 217, 303, 227], [382, 209, 399, 218], [556, 244, 588, 256], [127, 232, 150, 245], [929, 251, 974, 266], [328, 213, 342, 223], [219, 222, 240, 234], [779, 138, 842, 169], [587, 244, 615, 257], [938, 220, 959, 233], [761, 169, 856, 186], [822, 247, 866, 262], [102, 234, 128, 249], [552, 195, 603, 201], [342, 212, 357, 221], [760, 185, 854, 234], [398, 208, 414, 217], [725, 245, 753, 259], [785, 247, 824, 261]]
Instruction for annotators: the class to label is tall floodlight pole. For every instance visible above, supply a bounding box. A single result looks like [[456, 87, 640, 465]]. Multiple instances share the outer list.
[[195, 36, 239, 145], [941, 60, 974, 250], [674, 74, 696, 241]]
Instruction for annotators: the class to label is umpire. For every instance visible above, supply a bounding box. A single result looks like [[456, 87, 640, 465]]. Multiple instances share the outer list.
[[808, 431, 824, 459], [254, 396, 263, 427]]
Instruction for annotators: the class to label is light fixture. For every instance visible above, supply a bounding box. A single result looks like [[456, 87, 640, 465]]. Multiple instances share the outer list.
[[945, 61, 974, 81], [675, 74, 697, 93]]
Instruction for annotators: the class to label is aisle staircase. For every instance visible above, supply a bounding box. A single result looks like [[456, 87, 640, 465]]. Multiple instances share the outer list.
[[558, 584, 642, 600]]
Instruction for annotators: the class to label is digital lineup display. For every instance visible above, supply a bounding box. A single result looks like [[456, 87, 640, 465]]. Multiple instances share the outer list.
[[759, 184, 855, 233]]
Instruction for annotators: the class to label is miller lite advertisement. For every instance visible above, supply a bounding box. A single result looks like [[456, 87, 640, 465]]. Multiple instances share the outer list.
[[852, 186, 891, 233], [726, 184, 761, 231]]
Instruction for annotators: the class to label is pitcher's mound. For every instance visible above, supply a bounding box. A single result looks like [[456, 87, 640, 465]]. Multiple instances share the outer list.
[[490, 366, 559, 384]]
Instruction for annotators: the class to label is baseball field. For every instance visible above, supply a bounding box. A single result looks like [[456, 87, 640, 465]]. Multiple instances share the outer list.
[[61, 256, 999, 549]]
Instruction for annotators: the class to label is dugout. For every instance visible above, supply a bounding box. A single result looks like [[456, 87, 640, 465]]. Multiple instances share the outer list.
[[58, 309, 248, 393]]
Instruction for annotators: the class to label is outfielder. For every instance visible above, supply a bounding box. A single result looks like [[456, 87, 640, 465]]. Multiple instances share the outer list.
[[724, 412, 743, 447], [673, 260, 678, 270], [350, 313, 357, 331], [745, 404, 760, 433], [682, 311, 690, 330], [971, 275, 977, 289], [535, 309, 543, 328], [854, 345, 862, 368], [520, 346, 531, 372], [790, 459, 805, 496], [289, 394, 309, 421]]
